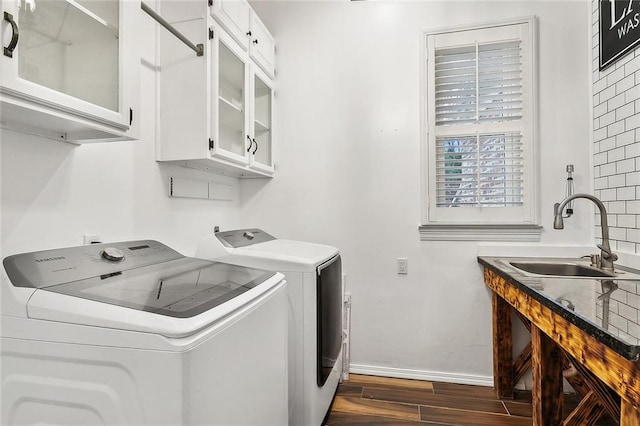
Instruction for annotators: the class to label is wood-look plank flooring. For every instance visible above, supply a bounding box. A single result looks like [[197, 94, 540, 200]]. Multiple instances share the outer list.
[[323, 374, 618, 425]]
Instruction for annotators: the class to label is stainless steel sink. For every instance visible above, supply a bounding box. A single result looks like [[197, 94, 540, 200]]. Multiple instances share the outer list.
[[500, 258, 640, 281], [509, 262, 614, 278]]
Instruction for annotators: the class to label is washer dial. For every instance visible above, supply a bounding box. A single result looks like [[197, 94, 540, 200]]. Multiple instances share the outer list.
[[101, 247, 125, 262]]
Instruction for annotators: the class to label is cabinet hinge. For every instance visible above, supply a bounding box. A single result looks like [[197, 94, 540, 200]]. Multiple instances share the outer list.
[[129, 108, 133, 126], [209, 138, 214, 150], [209, 27, 214, 40]]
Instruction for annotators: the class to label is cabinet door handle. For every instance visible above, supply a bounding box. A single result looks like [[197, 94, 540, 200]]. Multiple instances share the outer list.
[[252, 138, 258, 155], [3, 12, 19, 58], [246, 31, 252, 36], [253, 39, 259, 45], [246, 135, 253, 152]]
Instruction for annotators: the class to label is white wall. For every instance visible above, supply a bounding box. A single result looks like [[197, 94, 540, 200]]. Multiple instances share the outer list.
[[0, 4, 243, 257], [242, 0, 594, 384]]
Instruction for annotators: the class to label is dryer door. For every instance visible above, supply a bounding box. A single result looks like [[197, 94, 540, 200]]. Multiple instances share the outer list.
[[316, 254, 342, 387]]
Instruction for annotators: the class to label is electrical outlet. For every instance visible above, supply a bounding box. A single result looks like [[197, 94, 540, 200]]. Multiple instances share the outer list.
[[397, 258, 408, 274], [83, 234, 101, 245]]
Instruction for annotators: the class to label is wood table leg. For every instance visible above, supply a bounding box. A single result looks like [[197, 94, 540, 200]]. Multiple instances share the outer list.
[[621, 399, 640, 425], [492, 291, 513, 399], [531, 326, 563, 426]]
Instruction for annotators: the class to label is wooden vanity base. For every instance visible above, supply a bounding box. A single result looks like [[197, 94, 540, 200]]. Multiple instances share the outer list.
[[484, 268, 640, 426]]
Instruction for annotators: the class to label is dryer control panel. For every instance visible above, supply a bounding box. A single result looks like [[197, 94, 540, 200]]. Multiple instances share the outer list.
[[216, 229, 275, 248]]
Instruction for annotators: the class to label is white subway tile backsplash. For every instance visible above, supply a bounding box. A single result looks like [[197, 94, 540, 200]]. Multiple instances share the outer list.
[[617, 158, 636, 173], [594, 102, 608, 118], [627, 171, 640, 186], [617, 74, 635, 93], [628, 200, 640, 214], [601, 110, 616, 127], [601, 188, 618, 201], [608, 201, 627, 214], [609, 93, 626, 110], [600, 162, 617, 176], [609, 121, 625, 136], [610, 227, 628, 240], [593, 1, 640, 252], [608, 67, 626, 87], [617, 129, 635, 146], [609, 174, 627, 187], [595, 176, 608, 189], [618, 214, 637, 228], [626, 142, 640, 157], [616, 102, 635, 121], [610, 146, 627, 162], [602, 136, 617, 152], [618, 186, 637, 200], [600, 85, 617, 103], [626, 55, 640, 76], [595, 152, 608, 166], [628, 228, 640, 242]]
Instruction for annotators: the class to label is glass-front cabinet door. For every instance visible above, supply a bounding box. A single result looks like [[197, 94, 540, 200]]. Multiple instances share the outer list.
[[250, 67, 273, 173], [0, 0, 136, 137], [210, 27, 249, 164]]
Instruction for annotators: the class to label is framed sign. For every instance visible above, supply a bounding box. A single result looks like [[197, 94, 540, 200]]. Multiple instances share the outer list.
[[600, 0, 640, 70]]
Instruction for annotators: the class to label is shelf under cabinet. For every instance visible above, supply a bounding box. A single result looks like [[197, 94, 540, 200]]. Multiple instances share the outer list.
[[254, 119, 269, 132], [219, 98, 244, 131]]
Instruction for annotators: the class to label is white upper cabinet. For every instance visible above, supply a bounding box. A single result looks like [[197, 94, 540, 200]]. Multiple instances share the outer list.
[[0, 0, 139, 143], [210, 0, 274, 78], [157, 0, 275, 178], [248, 10, 274, 78], [209, 0, 250, 51]]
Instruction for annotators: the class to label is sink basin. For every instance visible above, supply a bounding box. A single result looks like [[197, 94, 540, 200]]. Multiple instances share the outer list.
[[509, 262, 615, 278]]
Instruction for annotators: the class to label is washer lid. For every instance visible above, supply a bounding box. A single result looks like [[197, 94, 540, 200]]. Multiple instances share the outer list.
[[36, 258, 276, 318]]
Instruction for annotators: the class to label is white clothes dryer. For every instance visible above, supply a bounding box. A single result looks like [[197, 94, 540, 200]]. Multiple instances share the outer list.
[[197, 229, 343, 426], [1, 240, 288, 425]]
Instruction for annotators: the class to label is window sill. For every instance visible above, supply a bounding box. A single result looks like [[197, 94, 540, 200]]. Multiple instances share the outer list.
[[419, 224, 542, 242]]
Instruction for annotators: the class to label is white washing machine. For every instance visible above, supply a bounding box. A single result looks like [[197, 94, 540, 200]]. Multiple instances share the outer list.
[[197, 229, 343, 426], [1, 240, 288, 425]]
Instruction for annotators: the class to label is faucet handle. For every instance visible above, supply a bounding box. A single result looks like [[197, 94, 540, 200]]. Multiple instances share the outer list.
[[597, 244, 618, 261]]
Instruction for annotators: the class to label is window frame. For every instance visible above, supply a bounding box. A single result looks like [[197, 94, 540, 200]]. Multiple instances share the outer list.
[[419, 17, 541, 241]]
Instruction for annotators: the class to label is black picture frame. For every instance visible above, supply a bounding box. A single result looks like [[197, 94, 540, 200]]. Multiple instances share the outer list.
[[600, 0, 640, 70]]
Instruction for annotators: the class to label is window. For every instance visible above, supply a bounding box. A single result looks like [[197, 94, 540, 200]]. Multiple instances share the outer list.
[[420, 18, 540, 241]]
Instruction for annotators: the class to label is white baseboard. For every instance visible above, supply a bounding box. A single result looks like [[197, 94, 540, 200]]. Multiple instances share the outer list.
[[348, 363, 494, 387]]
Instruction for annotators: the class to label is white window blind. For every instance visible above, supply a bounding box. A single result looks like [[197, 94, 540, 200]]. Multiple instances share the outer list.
[[435, 133, 523, 207], [435, 41, 523, 126], [423, 19, 538, 229]]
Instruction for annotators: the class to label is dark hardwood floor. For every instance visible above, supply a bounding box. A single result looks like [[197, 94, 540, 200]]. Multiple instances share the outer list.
[[323, 374, 618, 425]]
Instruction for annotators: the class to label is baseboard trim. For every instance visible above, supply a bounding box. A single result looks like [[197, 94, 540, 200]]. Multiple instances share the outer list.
[[348, 363, 494, 387]]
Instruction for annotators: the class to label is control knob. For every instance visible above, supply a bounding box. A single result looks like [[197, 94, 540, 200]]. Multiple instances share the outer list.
[[101, 247, 125, 262], [243, 231, 255, 240]]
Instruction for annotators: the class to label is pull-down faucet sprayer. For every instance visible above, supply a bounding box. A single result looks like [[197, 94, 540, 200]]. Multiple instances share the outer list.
[[553, 193, 618, 272]]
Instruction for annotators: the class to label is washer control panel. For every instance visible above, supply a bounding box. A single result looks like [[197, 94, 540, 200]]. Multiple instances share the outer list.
[[3, 240, 183, 288], [216, 229, 275, 248]]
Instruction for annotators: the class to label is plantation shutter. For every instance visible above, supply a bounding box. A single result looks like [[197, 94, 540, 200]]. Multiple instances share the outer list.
[[425, 21, 535, 226], [434, 41, 523, 126]]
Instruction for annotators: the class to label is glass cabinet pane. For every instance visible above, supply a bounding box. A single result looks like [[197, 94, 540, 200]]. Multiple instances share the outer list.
[[253, 74, 271, 166], [217, 41, 245, 157], [17, 0, 120, 111]]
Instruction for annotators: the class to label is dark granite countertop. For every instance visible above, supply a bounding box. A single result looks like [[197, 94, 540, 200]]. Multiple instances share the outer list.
[[478, 256, 640, 361]]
